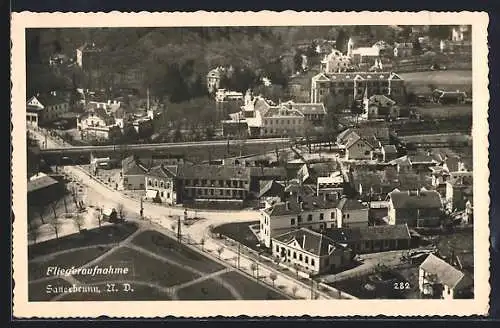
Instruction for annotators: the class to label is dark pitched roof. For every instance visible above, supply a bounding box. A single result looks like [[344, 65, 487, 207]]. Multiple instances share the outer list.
[[388, 190, 442, 209], [258, 180, 285, 198], [273, 228, 344, 256], [31, 94, 68, 107], [325, 224, 411, 243], [382, 145, 398, 154], [177, 164, 250, 180], [146, 165, 178, 179], [336, 197, 368, 211], [420, 254, 465, 289], [121, 155, 147, 175], [287, 102, 327, 115], [264, 195, 338, 217], [249, 166, 287, 178]]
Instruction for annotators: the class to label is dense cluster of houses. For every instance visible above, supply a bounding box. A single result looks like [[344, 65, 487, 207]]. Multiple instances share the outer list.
[[251, 123, 473, 277]]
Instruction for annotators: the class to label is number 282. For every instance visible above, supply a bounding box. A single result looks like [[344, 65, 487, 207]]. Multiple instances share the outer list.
[[393, 282, 410, 290]]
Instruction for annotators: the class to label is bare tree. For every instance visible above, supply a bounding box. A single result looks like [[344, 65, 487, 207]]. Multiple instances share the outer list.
[[94, 209, 103, 228], [250, 263, 258, 277], [73, 213, 85, 233], [28, 220, 41, 244], [49, 199, 60, 221], [269, 272, 278, 287], [116, 203, 125, 220], [49, 218, 62, 240], [217, 246, 224, 259]]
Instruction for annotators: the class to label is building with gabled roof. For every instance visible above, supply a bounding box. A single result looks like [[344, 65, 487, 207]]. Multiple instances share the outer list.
[[325, 224, 411, 254], [26, 92, 70, 126], [419, 254, 473, 299], [335, 197, 369, 228], [310, 71, 405, 105], [259, 194, 340, 248], [119, 155, 148, 190], [281, 101, 327, 126], [144, 164, 179, 204], [271, 227, 353, 275], [386, 189, 442, 227]]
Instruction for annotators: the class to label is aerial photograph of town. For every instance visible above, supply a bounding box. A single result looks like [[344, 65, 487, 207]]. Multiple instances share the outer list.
[[25, 24, 474, 301]]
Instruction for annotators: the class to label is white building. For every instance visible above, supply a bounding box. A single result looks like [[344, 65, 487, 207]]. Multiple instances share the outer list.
[[272, 228, 352, 275], [335, 197, 369, 228], [419, 254, 472, 299], [320, 49, 351, 73], [26, 92, 70, 126], [260, 196, 339, 248]]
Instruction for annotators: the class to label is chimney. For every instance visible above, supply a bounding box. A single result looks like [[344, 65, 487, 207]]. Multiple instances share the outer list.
[[302, 234, 306, 249]]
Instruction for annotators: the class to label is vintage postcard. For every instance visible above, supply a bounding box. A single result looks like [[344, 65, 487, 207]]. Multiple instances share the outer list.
[[11, 11, 490, 317]]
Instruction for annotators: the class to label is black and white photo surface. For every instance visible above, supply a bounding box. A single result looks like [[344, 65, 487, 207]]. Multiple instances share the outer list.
[[11, 11, 490, 317]]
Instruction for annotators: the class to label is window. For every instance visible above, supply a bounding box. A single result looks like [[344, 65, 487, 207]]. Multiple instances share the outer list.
[[331, 212, 335, 219], [311, 259, 315, 266], [288, 249, 291, 256], [297, 215, 302, 223], [347, 214, 350, 219], [342, 214, 346, 219], [210, 189, 214, 196], [291, 218, 296, 225], [299, 254, 303, 261], [160, 191, 164, 197], [305, 256, 309, 264], [154, 180, 158, 187], [160, 181, 164, 188], [307, 214, 312, 222], [293, 252, 297, 259], [320, 213, 324, 220], [167, 193, 170, 199], [276, 245, 279, 252]]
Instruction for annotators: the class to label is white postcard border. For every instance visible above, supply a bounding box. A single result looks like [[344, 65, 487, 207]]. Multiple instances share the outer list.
[[11, 11, 490, 318]]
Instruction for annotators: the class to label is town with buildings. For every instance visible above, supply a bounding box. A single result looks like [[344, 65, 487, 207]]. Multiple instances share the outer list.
[[25, 25, 474, 301]]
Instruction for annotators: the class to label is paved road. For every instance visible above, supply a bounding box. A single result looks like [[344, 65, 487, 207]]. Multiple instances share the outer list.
[[29, 128, 333, 300]]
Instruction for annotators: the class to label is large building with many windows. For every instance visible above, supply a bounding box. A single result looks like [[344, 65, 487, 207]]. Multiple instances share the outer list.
[[310, 72, 405, 105], [259, 195, 339, 248]]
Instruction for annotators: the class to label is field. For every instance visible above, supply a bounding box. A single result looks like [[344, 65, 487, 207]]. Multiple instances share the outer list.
[[400, 70, 472, 95], [28, 223, 287, 301]]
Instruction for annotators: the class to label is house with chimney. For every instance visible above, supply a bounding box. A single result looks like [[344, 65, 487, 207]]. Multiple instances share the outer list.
[[77, 107, 121, 141], [259, 194, 339, 248], [119, 155, 148, 190], [325, 224, 411, 255], [271, 227, 353, 275], [445, 172, 473, 212], [281, 101, 327, 126], [144, 164, 178, 205], [335, 197, 369, 228], [419, 254, 473, 299], [26, 92, 69, 126], [207, 67, 225, 94], [386, 189, 443, 227]]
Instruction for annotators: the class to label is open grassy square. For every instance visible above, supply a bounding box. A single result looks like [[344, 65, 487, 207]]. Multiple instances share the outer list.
[[29, 245, 112, 281], [176, 278, 236, 300], [77, 246, 200, 287], [130, 230, 224, 273], [219, 271, 290, 300], [28, 222, 138, 259]]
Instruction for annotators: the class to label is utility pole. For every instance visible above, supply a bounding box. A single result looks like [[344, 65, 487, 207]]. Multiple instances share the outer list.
[[140, 197, 144, 219], [237, 242, 241, 269], [177, 215, 182, 244]]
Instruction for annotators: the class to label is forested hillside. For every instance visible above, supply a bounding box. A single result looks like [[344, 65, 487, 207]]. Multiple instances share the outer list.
[[26, 25, 456, 102]]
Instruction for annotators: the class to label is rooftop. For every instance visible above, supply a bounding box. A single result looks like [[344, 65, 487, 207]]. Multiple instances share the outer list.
[[336, 197, 368, 211], [273, 228, 345, 257], [388, 190, 442, 209], [264, 195, 338, 217], [420, 254, 465, 289], [28, 174, 59, 193], [325, 224, 411, 243]]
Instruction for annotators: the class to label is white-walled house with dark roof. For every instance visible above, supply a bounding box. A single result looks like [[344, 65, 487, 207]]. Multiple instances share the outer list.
[[271, 227, 353, 275], [386, 189, 443, 227]]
